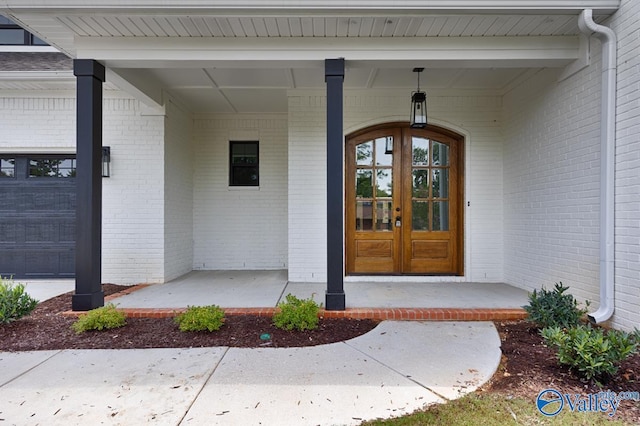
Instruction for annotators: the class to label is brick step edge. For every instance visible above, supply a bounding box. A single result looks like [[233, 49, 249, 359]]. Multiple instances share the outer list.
[[62, 307, 526, 321]]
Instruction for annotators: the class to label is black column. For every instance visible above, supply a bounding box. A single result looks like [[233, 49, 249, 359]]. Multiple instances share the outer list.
[[72, 59, 105, 311], [325, 58, 346, 310]]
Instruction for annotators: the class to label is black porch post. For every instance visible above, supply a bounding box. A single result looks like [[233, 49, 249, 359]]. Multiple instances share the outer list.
[[72, 59, 105, 311], [325, 58, 346, 310]]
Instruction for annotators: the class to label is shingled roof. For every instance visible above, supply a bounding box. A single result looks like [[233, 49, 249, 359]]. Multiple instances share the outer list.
[[0, 52, 72, 71]]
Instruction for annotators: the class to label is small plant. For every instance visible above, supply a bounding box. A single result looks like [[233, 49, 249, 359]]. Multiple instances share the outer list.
[[542, 325, 639, 383], [523, 282, 589, 329], [72, 303, 126, 334], [0, 278, 38, 324], [273, 294, 320, 331], [174, 305, 225, 332]]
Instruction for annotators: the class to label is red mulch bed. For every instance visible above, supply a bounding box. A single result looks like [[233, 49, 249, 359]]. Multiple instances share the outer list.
[[0, 284, 378, 351]]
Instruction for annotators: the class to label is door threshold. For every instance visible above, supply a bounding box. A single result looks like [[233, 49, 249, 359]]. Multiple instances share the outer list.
[[344, 275, 467, 283]]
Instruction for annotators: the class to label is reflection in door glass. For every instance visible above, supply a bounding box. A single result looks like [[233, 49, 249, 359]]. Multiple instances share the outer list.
[[412, 170, 429, 198], [432, 201, 449, 231], [412, 137, 429, 166], [432, 141, 449, 166], [376, 201, 393, 231], [375, 137, 393, 166], [356, 201, 373, 230], [432, 169, 449, 198], [412, 201, 429, 230], [376, 169, 392, 197], [356, 170, 373, 198], [356, 141, 373, 166]]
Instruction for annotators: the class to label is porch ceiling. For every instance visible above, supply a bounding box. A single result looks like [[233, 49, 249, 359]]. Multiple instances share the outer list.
[[1, 4, 616, 113]]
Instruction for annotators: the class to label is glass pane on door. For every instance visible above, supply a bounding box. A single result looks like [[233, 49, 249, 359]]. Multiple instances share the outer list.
[[412, 137, 429, 166], [412, 201, 429, 230], [412, 170, 429, 198], [356, 201, 373, 230], [375, 137, 393, 166], [356, 170, 373, 198], [432, 141, 449, 166], [376, 169, 392, 197], [432, 169, 449, 198], [376, 201, 393, 231], [432, 201, 449, 231], [356, 141, 373, 166]]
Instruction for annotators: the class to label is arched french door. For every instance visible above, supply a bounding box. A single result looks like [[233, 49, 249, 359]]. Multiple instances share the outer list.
[[345, 123, 464, 275]]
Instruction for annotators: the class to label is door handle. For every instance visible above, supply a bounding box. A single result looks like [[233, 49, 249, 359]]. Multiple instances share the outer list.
[[395, 216, 402, 227]]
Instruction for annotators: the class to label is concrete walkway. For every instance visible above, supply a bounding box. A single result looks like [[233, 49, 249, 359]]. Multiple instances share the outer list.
[[0, 321, 501, 426]]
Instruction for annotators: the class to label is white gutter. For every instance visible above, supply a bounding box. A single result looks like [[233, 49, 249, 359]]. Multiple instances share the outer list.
[[578, 9, 616, 324]]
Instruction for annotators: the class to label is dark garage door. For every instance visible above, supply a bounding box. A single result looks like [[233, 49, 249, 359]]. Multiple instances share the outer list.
[[0, 155, 75, 279]]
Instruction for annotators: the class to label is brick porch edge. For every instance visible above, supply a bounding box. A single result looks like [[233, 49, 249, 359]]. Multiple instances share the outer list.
[[114, 307, 526, 321]]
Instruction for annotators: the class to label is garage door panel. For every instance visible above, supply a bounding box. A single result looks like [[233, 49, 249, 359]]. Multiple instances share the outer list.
[[0, 155, 76, 279], [0, 251, 20, 278], [0, 222, 18, 243]]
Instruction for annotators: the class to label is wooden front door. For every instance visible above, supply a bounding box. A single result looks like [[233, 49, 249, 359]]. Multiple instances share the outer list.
[[346, 123, 464, 275]]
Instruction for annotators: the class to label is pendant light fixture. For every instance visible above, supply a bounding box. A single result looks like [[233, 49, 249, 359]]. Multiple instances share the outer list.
[[410, 67, 427, 128]]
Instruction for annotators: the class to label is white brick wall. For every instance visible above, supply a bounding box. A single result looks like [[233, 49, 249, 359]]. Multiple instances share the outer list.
[[609, 0, 640, 331], [503, 0, 640, 331], [192, 114, 288, 270], [503, 66, 601, 305], [101, 98, 166, 284], [163, 98, 194, 281], [0, 92, 167, 285], [288, 89, 504, 282]]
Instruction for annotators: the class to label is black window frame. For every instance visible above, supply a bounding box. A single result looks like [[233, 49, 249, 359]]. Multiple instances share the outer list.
[[0, 16, 48, 46], [229, 141, 259, 187]]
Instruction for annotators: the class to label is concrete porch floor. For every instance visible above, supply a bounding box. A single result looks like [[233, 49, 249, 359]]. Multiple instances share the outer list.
[[104, 270, 529, 320]]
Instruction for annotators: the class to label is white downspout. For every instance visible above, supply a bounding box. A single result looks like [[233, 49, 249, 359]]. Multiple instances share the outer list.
[[578, 9, 616, 324]]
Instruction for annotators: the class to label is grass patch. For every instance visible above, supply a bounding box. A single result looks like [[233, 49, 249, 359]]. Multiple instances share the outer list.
[[361, 393, 631, 425]]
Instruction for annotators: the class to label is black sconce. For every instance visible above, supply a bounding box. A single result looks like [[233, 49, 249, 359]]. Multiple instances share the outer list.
[[102, 146, 111, 177], [410, 67, 427, 128]]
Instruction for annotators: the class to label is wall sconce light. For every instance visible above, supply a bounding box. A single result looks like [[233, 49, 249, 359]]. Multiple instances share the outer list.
[[410, 67, 427, 129], [102, 146, 111, 178]]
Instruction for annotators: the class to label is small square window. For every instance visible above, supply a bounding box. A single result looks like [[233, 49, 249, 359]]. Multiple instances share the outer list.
[[229, 141, 259, 186]]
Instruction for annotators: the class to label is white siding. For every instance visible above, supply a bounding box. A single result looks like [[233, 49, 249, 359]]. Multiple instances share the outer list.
[[288, 89, 504, 283], [163, 98, 194, 281], [192, 114, 288, 270]]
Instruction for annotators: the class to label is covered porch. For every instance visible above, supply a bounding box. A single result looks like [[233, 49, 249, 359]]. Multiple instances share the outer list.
[[101, 270, 528, 320]]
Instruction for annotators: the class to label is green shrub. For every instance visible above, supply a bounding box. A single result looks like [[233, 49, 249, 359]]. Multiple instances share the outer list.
[[273, 294, 320, 331], [72, 303, 126, 334], [174, 305, 225, 332], [0, 278, 38, 324], [523, 282, 589, 329], [542, 325, 639, 383]]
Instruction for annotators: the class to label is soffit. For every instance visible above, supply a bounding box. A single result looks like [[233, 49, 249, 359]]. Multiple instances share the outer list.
[[0, 5, 616, 113]]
